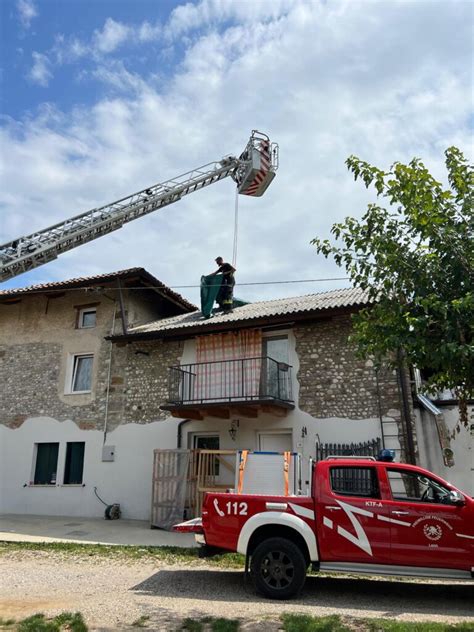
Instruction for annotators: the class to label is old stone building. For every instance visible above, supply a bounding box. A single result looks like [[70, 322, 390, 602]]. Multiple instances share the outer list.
[[0, 268, 195, 518], [1, 270, 471, 521]]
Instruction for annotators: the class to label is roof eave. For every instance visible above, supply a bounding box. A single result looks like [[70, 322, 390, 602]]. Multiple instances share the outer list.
[[0, 267, 197, 312], [106, 302, 370, 343]]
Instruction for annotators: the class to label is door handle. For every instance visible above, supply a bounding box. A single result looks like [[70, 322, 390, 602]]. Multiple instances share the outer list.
[[392, 511, 409, 515], [326, 506, 342, 511]]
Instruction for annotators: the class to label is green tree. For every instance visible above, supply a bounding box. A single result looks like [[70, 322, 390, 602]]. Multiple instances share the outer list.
[[312, 147, 473, 430]]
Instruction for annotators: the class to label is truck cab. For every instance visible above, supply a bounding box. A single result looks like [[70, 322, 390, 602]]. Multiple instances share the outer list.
[[174, 456, 474, 599]]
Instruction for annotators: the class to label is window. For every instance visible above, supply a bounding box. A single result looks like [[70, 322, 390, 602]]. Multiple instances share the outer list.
[[387, 469, 451, 504], [78, 308, 96, 328], [70, 354, 93, 393], [33, 443, 59, 485], [193, 434, 220, 475], [330, 467, 380, 498], [64, 442, 85, 484], [193, 434, 220, 450]]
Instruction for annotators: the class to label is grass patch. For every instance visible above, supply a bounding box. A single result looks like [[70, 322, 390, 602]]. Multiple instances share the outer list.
[[281, 615, 474, 632], [0, 541, 245, 569], [181, 618, 204, 632], [4, 612, 89, 632], [281, 614, 351, 632], [181, 617, 240, 632]]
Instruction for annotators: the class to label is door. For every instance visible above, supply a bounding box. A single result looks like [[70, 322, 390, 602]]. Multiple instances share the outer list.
[[317, 464, 392, 564], [258, 432, 292, 452], [385, 467, 472, 570], [262, 336, 290, 400]]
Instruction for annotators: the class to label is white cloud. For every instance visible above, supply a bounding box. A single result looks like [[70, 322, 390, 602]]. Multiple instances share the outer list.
[[17, 0, 38, 29], [3, 0, 473, 305], [27, 52, 53, 86], [93, 18, 131, 54], [166, 0, 295, 39]]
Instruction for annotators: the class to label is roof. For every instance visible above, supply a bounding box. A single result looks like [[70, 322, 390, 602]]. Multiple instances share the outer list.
[[113, 287, 369, 339], [0, 267, 197, 312]]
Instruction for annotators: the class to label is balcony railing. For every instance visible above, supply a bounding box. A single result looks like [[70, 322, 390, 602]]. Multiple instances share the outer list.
[[167, 356, 293, 405]]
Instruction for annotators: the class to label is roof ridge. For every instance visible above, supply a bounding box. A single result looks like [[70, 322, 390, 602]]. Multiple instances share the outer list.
[[233, 286, 361, 306]]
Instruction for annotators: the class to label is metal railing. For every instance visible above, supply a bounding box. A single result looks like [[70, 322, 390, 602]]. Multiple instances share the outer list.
[[315, 438, 382, 462], [167, 356, 293, 405]]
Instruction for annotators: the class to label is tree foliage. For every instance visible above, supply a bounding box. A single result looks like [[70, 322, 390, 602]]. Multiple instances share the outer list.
[[312, 147, 473, 428]]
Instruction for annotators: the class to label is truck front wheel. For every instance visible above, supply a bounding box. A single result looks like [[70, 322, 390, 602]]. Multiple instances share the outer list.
[[250, 537, 307, 599]]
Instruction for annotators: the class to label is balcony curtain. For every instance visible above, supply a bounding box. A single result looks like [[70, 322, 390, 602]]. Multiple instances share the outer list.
[[195, 330, 262, 401]]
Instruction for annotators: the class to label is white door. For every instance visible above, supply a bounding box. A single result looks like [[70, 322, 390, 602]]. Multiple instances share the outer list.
[[259, 432, 292, 452]]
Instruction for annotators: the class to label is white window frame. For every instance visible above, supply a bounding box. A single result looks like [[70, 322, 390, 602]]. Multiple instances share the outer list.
[[190, 432, 220, 450], [65, 353, 94, 394], [78, 307, 97, 329]]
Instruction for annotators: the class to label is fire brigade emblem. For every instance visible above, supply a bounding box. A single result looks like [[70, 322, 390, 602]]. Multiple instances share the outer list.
[[423, 523, 442, 541]]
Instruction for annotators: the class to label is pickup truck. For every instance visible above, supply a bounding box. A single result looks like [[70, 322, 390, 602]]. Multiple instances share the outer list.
[[174, 456, 474, 599]]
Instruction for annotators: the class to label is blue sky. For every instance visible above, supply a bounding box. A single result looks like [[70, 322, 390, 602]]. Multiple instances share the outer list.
[[0, 0, 472, 305]]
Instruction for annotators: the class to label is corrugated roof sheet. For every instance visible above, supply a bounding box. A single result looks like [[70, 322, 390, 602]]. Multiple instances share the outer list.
[[0, 267, 196, 311], [127, 287, 369, 336]]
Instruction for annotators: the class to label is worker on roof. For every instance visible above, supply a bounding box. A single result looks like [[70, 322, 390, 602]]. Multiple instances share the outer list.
[[211, 257, 236, 314]]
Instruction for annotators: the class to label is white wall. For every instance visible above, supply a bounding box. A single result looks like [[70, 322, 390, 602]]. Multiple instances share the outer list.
[[0, 417, 180, 520], [415, 406, 474, 495]]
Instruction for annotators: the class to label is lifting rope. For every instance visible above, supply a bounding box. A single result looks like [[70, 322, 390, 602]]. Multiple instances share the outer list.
[[232, 188, 239, 268]]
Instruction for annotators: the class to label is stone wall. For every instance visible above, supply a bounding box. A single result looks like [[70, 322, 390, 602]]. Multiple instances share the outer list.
[[294, 315, 401, 418], [0, 287, 182, 431], [104, 339, 183, 430], [0, 340, 111, 429], [294, 315, 417, 461]]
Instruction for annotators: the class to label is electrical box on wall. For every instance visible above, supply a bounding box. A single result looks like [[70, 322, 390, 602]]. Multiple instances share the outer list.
[[102, 445, 115, 462]]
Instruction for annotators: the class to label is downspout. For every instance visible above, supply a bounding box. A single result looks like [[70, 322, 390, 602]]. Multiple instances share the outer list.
[[397, 349, 417, 465], [103, 303, 117, 444], [116, 279, 128, 335], [177, 419, 192, 448], [414, 369, 454, 467]]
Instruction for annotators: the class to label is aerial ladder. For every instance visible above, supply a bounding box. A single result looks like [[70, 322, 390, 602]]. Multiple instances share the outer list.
[[0, 130, 278, 283]]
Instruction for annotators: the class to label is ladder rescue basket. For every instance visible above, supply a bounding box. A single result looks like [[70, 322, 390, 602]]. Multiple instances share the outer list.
[[235, 131, 278, 197]]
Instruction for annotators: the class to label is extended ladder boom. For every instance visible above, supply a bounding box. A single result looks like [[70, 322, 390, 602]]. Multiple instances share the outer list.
[[0, 130, 278, 282]]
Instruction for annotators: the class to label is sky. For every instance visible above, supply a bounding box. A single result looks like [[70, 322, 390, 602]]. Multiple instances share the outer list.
[[0, 0, 472, 306]]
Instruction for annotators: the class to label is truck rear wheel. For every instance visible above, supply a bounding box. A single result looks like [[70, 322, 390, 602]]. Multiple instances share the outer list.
[[250, 537, 307, 599]]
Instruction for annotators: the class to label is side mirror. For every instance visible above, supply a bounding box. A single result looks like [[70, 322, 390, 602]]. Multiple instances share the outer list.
[[448, 491, 465, 506]]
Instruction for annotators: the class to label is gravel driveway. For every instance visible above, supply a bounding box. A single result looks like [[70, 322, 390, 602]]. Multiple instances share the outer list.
[[1, 549, 473, 630]]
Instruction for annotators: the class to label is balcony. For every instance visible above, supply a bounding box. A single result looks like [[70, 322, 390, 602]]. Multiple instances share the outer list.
[[161, 356, 295, 420]]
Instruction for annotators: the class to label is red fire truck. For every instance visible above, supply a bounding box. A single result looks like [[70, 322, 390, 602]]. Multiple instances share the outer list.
[[174, 454, 474, 599]]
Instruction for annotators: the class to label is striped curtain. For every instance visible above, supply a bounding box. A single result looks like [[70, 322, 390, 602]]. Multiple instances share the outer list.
[[195, 330, 262, 400]]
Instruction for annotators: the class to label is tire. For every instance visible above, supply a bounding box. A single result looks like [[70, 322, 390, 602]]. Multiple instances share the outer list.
[[250, 537, 307, 600]]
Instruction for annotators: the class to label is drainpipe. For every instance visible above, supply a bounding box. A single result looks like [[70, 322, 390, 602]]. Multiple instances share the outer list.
[[177, 419, 192, 448], [397, 349, 417, 465], [116, 279, 127, 335], [103, 304, 117, 443]]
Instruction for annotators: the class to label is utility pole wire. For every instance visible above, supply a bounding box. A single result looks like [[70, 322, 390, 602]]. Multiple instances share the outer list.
[[0, 277, 350, 294]]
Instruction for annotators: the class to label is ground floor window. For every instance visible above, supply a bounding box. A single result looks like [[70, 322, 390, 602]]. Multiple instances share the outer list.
[[64, 442, 85, 484], [34, 443, 59, 485], [193, 434, 220, 475]]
